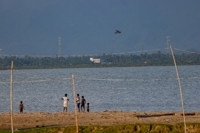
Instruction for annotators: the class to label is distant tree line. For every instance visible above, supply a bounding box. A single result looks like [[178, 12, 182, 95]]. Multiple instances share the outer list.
[[0, 51, 200, 70]]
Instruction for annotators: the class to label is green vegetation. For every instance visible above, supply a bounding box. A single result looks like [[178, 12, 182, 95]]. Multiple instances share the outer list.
[[1, 123, 200, 133], [0, 52, 200, 70]]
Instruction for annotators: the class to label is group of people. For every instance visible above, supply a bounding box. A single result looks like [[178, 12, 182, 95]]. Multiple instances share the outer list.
[[75, 94, 89, 112], [18, 93, 90, 113], [62, 93, 89, 112]]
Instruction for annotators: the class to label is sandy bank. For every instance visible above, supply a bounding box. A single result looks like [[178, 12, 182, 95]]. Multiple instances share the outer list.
[[0, 111, 199, 130]]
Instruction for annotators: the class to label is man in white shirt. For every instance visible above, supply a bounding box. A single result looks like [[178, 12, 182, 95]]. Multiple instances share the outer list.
[[61, 94, 69, 112], [76, 94, 80, 112]]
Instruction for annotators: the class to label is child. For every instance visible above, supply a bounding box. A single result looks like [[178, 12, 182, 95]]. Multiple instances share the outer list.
[[81, 96, 86, 112], [86, 103, 89, 112], [19, 101, 24, 113]]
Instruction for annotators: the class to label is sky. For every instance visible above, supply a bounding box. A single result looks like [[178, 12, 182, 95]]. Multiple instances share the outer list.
[[0, 0, 200, 56]]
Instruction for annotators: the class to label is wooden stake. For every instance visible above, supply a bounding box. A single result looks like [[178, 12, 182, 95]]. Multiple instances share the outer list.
[[72, 74, 78, 133], [170, 45, 187, 133], [10, 61, 14, 133]]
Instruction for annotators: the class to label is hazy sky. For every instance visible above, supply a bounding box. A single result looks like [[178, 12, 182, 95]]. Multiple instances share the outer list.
[[0, 0, 200, 56]]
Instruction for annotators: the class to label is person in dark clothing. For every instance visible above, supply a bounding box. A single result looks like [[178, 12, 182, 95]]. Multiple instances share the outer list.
[[86, 103, 89, 112], [19, 101, 24, 113], [81, 96, 86, 112]]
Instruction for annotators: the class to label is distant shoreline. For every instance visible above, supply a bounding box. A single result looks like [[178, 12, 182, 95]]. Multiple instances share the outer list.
[[1, 52, 200, 70], [0, 64, 200, 70]]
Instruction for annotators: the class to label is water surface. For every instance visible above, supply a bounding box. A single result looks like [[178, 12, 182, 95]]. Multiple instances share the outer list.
[[0, 66, 199, 113]]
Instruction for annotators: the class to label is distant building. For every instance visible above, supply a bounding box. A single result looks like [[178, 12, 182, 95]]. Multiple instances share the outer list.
[[143, 61, 148, 64], [90, 58, 100, 63]]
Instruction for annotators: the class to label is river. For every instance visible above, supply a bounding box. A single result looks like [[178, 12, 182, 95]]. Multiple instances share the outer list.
[[0, 65, 199, 113]]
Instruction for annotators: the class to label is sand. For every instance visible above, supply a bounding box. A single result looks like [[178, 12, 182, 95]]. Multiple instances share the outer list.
[[0, 111, 200, 130]]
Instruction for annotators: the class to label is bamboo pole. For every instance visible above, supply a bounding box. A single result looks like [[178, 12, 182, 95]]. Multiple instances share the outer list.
[[170, 45, 187, 133], [10, 61, 14, 133], [72, 74, 78, 133]]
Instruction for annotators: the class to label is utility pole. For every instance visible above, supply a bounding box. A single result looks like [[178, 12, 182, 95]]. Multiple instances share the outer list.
[[142, 43, 144, 54], [58, 36, 62, 57], [166, 36, 170, 54], [72, 75, 79, 133], [0, 49, 2, 58], [10, 61, 14, 133], [170, 45, 187, 133]]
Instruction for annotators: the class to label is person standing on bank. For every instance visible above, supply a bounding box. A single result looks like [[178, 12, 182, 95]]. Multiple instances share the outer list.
[[19, 101, 24, 113], [81, 96, 86, 112], [61, 94, 69, 112], [86, 103, 89, 112], [76, 94, 80, 112]]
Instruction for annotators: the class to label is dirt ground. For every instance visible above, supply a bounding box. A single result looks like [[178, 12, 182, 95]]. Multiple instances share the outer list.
[[0, 111, 200, 130]]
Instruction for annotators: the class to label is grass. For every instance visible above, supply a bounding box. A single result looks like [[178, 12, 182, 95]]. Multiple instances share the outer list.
[[1, 123, 200, 133]]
